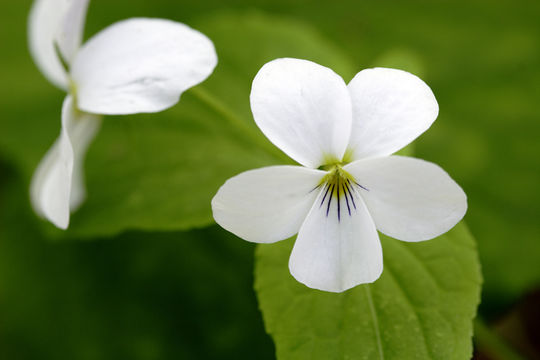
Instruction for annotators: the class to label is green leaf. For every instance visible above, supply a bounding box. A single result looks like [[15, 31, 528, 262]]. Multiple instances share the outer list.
[[0, 170, 274, 360], [0, 11, 355, 239], [1, 0, 539, 313], [255, 224, 482, 359]]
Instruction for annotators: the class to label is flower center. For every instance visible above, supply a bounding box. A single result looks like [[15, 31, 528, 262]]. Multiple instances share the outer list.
[[313, 164, 368, 221]]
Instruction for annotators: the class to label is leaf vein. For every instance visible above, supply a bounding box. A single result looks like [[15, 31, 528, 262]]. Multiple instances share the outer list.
[[384, 263, 433, 359], [364, 285, 385, 360]]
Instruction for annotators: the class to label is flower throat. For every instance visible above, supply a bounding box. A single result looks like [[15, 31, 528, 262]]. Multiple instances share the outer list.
[[313, 164, 368, 221]]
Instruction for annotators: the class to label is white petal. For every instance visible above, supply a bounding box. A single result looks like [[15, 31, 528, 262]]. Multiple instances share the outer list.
[[289, 185, 382, 292], [67, 106, 101, 211], [344, 156, 467, 242], [250, 58, 352, 168], [347, 68, 439, 160], [212, 166, 325, 243], [71, 18, 217, 115], [56, 0, 90, 64], [30, 96, 101, 229], [28, 0, 89, 89]]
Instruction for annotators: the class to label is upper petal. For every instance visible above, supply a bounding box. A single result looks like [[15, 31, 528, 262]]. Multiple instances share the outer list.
[[30, 95, 101, 229], [28, 0, 89, 89], [347, 68, 438, 160], [344, 156, 467, 242], [211, 166, 325, 243], [289, 183, 382, 292], [250, 58, 352, 168], [56, 0, 90, 65], [71, 18, 218, 115]]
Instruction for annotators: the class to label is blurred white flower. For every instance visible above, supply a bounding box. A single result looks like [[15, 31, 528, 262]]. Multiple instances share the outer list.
[[28, 0, 217, 229], [212, 58, 467, 292]]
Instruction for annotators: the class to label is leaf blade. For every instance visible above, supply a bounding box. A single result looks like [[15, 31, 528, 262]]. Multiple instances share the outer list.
[[255, 223, 482, 360]]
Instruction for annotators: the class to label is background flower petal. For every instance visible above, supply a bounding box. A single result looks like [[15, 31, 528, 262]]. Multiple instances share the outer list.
[[289, 186, 382, 292], [30, 96, 100, 229], [56, 0, 90, 65], [212, 166, 324, 243], [66, 106, 101, 212], [71, 18, 217, 115], [345, 155, 467, 242], [347, 68, 438, 160], [28, 0, 88, 89], [250, 58, 352, 168]]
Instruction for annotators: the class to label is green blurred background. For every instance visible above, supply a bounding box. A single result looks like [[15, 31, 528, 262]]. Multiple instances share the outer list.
[[1, 0, 539, 359]]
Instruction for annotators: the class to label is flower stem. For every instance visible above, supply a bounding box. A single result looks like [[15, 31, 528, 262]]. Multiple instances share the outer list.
[[474, 317, 525, 360], [189, 86, 291, 163]]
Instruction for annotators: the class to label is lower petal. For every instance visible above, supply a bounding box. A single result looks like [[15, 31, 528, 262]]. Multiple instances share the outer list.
[[289, 185, 382, 292], [68, 108, 101, 211], [344, 156, 467, 242], [211, 166, 325, 243], [30, 96, 101, 229]]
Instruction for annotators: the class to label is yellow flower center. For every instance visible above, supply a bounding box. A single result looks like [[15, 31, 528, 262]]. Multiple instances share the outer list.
[[314, 164, 368, 221]]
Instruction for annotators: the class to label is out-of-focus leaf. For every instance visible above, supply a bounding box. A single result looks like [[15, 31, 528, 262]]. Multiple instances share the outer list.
[[0, 172, 274, 360], [255, 223, 482, 360], [2, 0, 538, 312], [0, 11, 354, 239], [331, 0, 540, 312]]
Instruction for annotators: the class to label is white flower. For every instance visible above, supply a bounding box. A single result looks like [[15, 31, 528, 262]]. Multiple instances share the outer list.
[[211, 58, 467, 292], [28, 0, 217, 229]]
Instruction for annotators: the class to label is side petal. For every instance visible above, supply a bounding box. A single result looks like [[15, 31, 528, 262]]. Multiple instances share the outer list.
[[67, 105, 101, 210], [344, 156, 467, 242], [56, 0, 90, 65], [250, 58, 352, 168], [28, 0, 89, 89], [71, 18, 218, 115], [30, 96, 101, 229], [211, 166, 325, 243], [289, 185, 382, 292], [347, 68, 439, 160]]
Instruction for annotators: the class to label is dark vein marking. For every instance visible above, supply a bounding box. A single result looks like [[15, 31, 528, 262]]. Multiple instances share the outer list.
[[326, 184, 334, 217], [309, 183, 322, 193], [345, 179, 357, 210], [343, 182, 351, 216], [316, 166, 369, 219], [319, 183, 331, 208], [353, 180, 369, 191], [337, 177, 341, 221]]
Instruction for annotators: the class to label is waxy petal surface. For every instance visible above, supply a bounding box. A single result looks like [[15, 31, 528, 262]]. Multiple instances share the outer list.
[[345, 156, 467, 242], [30, 96, 100, 229], [28, 0, 89, 89], [289, 185, 382, 292], [212, 166, 324, 243], [56, 0, 89, 64], [250, 58, 352, 168], [71, 18, 217, 115], [347, 68, 438, 160]]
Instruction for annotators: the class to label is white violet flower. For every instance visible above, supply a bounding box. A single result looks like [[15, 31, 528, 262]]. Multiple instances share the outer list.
[[28, 0, 217, 229], [212, 58, 467, 292]]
